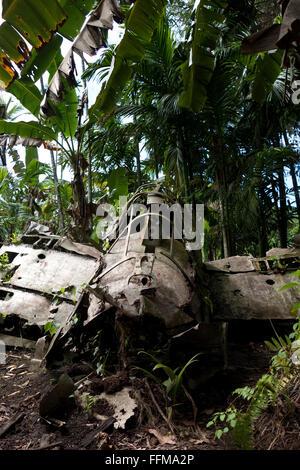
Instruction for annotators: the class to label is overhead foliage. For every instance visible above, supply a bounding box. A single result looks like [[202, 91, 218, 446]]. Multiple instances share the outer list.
[[90, 0, 167, 117], [252, 50, 284, 104], [178, 0, 228, 112], [0, 119, 57, 145]]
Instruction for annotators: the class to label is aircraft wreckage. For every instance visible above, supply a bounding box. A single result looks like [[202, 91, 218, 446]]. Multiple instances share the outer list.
[[0, 184, 299, 368]]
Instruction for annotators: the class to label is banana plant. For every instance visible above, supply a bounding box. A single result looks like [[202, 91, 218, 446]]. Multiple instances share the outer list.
[[0, 0, 127, 239], [178, 0, 228, 112], [90, 0, 167, 118], [241, 0, 300, 103]]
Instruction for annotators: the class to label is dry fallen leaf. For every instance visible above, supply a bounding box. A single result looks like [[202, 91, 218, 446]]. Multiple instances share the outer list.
[[148, 428, 176, 445], [19, 380, 29, 388], [8, 390, 21, 397]]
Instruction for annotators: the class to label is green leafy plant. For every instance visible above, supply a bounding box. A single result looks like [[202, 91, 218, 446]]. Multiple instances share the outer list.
[[44, 321, 60, 336], [135, 351, 201, 421], [10, 232, 21, 244], [91, 330, 110, 376], [279, 270, 300, 316], [86, 394, 96, 410], [0, 253, 9, 269], [81, 392, 97, 412]]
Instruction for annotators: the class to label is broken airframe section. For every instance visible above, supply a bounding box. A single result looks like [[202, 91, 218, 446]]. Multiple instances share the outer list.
[[0, 188, 299, 431], [204, 252, 300, 321], [0, 222, 100, 340], [0, 187, 299, 365]]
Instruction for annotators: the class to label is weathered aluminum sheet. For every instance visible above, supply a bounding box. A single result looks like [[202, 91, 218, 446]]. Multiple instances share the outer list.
[[0, 244, 98, 301], [206, 271, 299, 320], [0, 286, 73, 326]]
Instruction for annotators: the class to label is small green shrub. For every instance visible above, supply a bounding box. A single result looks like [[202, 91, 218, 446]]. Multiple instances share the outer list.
[[135, 351, 201, 421]]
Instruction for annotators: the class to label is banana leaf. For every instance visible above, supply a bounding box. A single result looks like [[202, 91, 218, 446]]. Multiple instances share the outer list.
[[2, 0, 67, 49], [0, 52, 18, 88], [178, 0, 228, 112], [91, 0, 167, 117], [0, 22, 30, 66], [7, 79, 43, 117], [25, 147, 39, 167], [0, 119, 58, 142], [252, 50, 283, 103], [21, 35, 63, 84]]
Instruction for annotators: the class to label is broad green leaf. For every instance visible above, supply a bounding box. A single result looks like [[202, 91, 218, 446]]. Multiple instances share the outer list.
[[57, 0, 96, 41], [25, 147, 38, 167], [48, 50, 64, 83], [178, 0, 227, 112], [47, 82, 78, 138], [92, 0, 167, 116], [21, 35, 63, 84], [0, 167, 9, 194], [291, 303, 300, 314], [0, 22, 30, 65], [279, 282, 299, 291], [0, 52, 18, 88], [0, 119, 58, 142], [107, 167, 128, 199], [252, 50, 283, 103], [117, 0, 167, 61], [23, 160, 50, 186], [2, 0, 67, 48], [7, 79, 43, 117], [91, 57, 133, 117]]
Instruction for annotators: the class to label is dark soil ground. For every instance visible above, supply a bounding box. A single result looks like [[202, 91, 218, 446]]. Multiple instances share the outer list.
[[1, 337, 288, 452]]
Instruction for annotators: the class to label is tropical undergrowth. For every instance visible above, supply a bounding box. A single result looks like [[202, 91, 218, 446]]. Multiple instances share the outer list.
[[207, 270, 300, 450]]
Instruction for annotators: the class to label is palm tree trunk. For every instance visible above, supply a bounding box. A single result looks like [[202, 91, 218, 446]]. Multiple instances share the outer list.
[[82, 58, 92, 205], [40, 77, 64, 232], [278, 166, 288, 248], [289, 162, 300, 229], [0, 142, 6, 166], [258, 187, 268, 257], [271, 176, 281, 237], [50, 149, 64, 232], [283, 131, 300, 229], [135, 137, 142, 188]]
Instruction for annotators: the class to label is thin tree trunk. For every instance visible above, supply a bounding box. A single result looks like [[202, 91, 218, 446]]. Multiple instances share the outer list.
[[278, 166, 288, 248], [135, 137, 142, 188], [289, 162, 300, 229], [154, 152, 159, 179], [81, 58, 92, 205], [219, 193, 230, 258], [273, 135, 287, 248], [271, 176, 281, 238], [283, 131, 300, 229], [0, 142, 6, 166], [215, 154, 232, 258], [50, 149, 64, 232], [40, 77, 64, 232]]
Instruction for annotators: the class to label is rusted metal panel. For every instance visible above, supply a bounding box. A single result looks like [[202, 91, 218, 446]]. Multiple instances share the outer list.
[[251, 253, 300, 273]]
